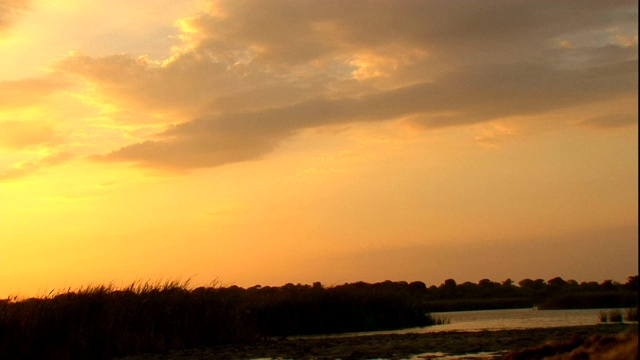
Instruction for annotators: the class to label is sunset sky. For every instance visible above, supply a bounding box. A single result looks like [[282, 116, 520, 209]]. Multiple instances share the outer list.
[[0, 0, 637, 298]]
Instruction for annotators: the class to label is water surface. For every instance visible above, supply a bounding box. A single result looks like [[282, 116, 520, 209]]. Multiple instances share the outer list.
[[421, 307, 621, 332], [301, 308, 633, 339]]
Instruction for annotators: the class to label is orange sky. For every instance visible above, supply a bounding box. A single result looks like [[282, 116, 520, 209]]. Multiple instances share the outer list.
[[0, 0, 638, 298]]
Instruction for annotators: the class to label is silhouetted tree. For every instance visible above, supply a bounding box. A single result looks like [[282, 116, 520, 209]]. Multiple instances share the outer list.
[[458, 281, 478, 295], [518, 278, 534, 288], [579, 281, 600, 292], [434, 279, 457, 299], [599, 280, 618, 292], [442, 279, 457, 288], [408, 281, 427, 293], [624, 276, 638, 291], [547, 277, 568, 293], [566, 280, 579, 289]]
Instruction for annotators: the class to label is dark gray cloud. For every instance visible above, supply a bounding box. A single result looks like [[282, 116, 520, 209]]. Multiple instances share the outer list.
[[102, 59, 637, 168], [192, 0, 637, 67], [66, 0, 637, 169]]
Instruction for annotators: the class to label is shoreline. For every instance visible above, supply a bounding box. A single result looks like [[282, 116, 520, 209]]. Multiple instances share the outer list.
[[116, 323, 637, 360]]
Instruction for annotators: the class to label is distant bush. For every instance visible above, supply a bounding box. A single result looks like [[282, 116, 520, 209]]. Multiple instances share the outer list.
[[598, 308, 637, 323], [625, 308, 638, 322], [432, 315, 451, 325], [599, 311, 608, 323], [608, 309, 623, 323]]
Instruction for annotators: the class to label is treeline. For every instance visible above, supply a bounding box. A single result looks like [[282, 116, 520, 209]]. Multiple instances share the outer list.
[[414, 275, 639, 311], [0, 281, 433, 360]]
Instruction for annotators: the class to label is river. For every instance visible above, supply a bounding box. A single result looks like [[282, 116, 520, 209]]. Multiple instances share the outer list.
[[297, 307, 635, 339], [422, 307, 626, 332], [306, 308, 635, 359]]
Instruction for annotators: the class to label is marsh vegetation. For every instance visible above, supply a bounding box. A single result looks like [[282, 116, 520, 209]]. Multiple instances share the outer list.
[[0, 275, 636, 359], [600, 308, 639, 323], [0, 280, 433, 359]]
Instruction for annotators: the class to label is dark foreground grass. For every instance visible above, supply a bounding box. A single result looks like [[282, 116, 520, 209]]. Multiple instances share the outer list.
[[0, 281, 434, 360], [116, 324, 637, 360], [503, 326, 638, 360]]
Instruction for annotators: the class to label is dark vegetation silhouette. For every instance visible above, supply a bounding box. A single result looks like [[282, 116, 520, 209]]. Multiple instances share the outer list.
[[0, 280, 432, 359], [503, 328, 638, 360], [422, 275, 638, 311], [0, 276, 636, 359]]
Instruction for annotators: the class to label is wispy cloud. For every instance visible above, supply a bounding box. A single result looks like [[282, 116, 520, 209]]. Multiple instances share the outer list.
[[0, 0, 30, 35], [577, 113, 638, 129], [0, 76, 68, 109], [97, 59, 637, 169], [0, 151, 72, 182], [0, 120, 55, 149]]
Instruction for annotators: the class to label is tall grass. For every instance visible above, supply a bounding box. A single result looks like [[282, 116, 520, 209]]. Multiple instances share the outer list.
[[599, 311, 608, 323], [0, 281, 435, 359], [625, 308, 638, 322], [598, 308, 637, 323], [432, 315, 451, 325], [608, 309, 623, 322]]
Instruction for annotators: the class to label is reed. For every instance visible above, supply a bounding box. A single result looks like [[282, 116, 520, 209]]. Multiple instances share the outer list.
[[0, 280, 434, 360], [624, 308, 638, 322], [599, 311, 608, 323], [608, 309, 623, 322], [432, 315, 451, 325]]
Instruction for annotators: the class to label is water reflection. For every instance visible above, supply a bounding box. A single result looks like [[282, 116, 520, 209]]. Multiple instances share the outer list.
[[298, 308, 634, 339], [408, 351, 504, 359], [419, 308, 616, 332]]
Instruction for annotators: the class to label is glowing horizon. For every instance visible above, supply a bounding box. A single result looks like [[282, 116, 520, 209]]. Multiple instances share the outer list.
[[1, 0, 637, 298]]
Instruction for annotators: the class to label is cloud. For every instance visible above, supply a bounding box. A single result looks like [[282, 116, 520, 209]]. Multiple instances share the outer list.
[[185, 0, 638, 67], [56, 53, 231, 117], [0, 151, 72, 182], [577, 113, 639, 129], [0, 0, 29, 35], [0, 76, 69, 109], [55, 0, 637, 169], [100, 59, 637, 169], [57, 1, 638, 115], [0, 120, 55, 149], [474, 123, 520, 149]]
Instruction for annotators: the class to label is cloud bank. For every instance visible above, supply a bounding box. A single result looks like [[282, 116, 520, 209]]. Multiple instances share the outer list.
[[52, 0, 637, 169]]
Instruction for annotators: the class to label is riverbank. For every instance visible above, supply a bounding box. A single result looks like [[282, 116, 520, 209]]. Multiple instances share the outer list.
[[116, 323, 636, 360]]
